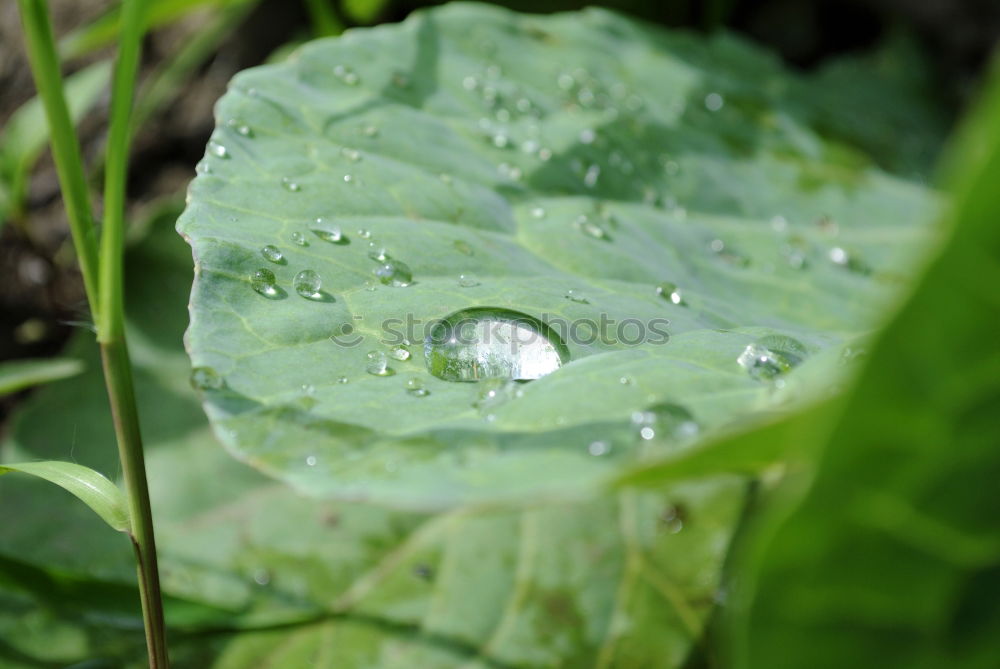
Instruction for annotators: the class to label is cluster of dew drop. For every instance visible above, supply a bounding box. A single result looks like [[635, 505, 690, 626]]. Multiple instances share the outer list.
[[189, 44, 869, 469]]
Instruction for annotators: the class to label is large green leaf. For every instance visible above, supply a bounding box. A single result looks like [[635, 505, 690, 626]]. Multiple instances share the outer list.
[[178, 3, 940, 507], [728, 64, 1000, 669], [0, 208, 743, 668]]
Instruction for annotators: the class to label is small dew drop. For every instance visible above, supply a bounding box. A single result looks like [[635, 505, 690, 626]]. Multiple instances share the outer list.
[[190, 366, 223, 390], [366, 350, 393, 376], [306, 455, 318, 467], [367, 242, 388, 261], [208, 141, 229, 158], [389, 346, 411, 361], [291, 231, 308, 246], [829, 246, 848, 265], [312, 221, 343, 243], [564, 289, 589, 304], [293, 269, 322, 299], [250, 268, 278, 297], [260, 245, 284, 263], [631, 403, 700, 442], [252, 568, 271, 586], [737, 335, 808, 380], [655, 281, 684, 305], [575, 215, 610, 241], [357, 229, 371, 239], [458, 273, 480, 287], [588, 440, 611, 456], [374, 260, 413, 287], [406, 377, 430, 397], [583, 164, 601, 188], [334, 64, 360, 85], [337, 376, 349, 384], [530, 207, 546, 219], [341, 147, 362, 162], [282, 177, 301, 192]]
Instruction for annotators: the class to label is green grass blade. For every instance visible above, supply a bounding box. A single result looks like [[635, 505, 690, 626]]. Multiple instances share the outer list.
[[0, 461, 129, 532], [0, 358, 84, 396], [97, 0, 147, 341]]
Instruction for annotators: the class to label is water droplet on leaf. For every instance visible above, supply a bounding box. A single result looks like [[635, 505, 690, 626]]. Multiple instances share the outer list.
[[293, 269, 322, 299], [260, 245, 283, 263], [190, 366, 223, 390], [250, 268, 279, 297], [424, 307, 569, 382], [737, 335, 808, 380], [366, 350, 393, 376], [374, 260, 412, 287]]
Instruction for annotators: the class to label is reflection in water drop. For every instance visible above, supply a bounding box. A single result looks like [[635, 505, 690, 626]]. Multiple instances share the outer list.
[[390, 346, 410, 361], [737, 335, 808, 380], [425, 308, 569, 382]]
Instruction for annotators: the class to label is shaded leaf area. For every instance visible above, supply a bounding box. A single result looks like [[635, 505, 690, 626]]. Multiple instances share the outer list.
[[0, 214, 744, 668], [729, 65, 1000, 669], [179, 3, 942, 507]]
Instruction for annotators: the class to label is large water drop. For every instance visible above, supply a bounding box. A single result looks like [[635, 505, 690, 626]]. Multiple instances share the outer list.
[[424, 307, 569, 382]]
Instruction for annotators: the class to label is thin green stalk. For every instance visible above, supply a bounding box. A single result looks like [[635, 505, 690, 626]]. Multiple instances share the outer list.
[[19, 0, 169, 666], [99, 0, 145, 340], [99, 1, 170, 667], [17, 0, 100, 313]]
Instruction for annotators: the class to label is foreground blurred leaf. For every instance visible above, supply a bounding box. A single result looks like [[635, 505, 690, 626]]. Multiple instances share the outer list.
[[0, 209, 742, 668], [178, 3, 941, 508], [0, 357, 83, 396], [0, 461, 129, 532], [732, 63, 1000, 669]]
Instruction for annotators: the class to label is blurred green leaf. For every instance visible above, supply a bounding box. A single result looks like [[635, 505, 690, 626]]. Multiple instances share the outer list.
[[179, 3, 941, 508], [0, 357, 84, 396], [0, 59, 110, 221], [0, 461, 129, 532], [342, 0, 390, 24], [58, 0, 254, 60], [731, 62, 1000, 669]]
